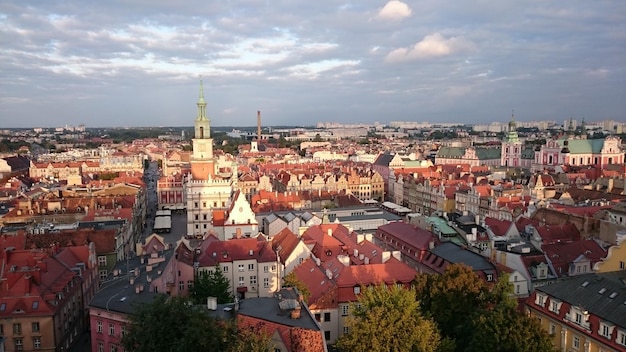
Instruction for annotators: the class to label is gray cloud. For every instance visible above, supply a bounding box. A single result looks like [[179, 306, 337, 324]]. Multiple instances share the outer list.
[[0, 0, 625, 128]]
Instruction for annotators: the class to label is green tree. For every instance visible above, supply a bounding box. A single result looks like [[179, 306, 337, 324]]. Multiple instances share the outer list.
[[282, 271, 310, 302], [467, 303, 555, 352], [415, 265, 555, 352], [414, 264, 487, 342], [122, 295, 271, 352], [335, 284, 442, 352], [190, 266, 233, 304]]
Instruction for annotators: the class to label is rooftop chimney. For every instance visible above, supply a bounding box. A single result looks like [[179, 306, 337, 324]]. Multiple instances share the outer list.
[[290, 307, 302, 319]]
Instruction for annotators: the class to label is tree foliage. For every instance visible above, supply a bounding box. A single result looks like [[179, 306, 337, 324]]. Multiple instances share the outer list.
[[121, 295, 270, 352], [414, 264, 555, 352], [336, 284, 443, 352], [190, 266, 233, 304]]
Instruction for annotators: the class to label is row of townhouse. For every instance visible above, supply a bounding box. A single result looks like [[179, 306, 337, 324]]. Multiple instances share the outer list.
[[29, 151, 144, 182], [270, 168, 385, 201], [0, 234, 99, 352]]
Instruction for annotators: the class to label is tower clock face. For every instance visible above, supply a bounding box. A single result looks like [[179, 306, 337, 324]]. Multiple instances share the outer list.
[[239, 207, 243, 212]]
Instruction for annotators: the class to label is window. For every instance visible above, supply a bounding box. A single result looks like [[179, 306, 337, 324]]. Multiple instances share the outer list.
[[194, 215, 199, 221], [203, 214, 207, 220], [202, 202, 206, 208], [263, 266, 268, 273], [343, 326, 349, 334], [324, 312, 331, 322], [486, 273, 493, 282], [13, 323, 21, 335], [0, 324, 3, 335], [121, 325, 127, 337], [187, 280, 193, 289], [315, 313, 321, 322], [271, 265, 276, 272], [619, 331, 626, 346], [250, 276, 257, 285], [550, 300, 561, 314], [298, 257, 304, 264], [620, 261, 625, 270], [109, 323, 115, 336], [575, 312, 582, 324], [535, 293, 546, 307], [33, 336, 41, 349], [354, 286, 360, 295], [99, 270, 108, 280], [179, 281, 184, 291], [98, 256, 107, 266], [97, 321, 103, 333], [601, 324, 611, 338], [263, 277, 269, 288], [98, 342, 104, 352], [32, 322, 40, 333], [573, 335, 580, 349], [248, 264, 255, 271], [324, 331, 331, 340], [550, 324, 556, 335], [14, 338, 23, 351], [194, 202, 198, 208], [341, 305, 349, 316], [238, 264, 245, 272], [238, 277, 245, 286], [223, 266, 228, 273], [111, 345, 118, 352]]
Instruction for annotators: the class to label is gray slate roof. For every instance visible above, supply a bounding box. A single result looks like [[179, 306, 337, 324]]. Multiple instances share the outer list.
[[430, 242, 495, 271], [89, 249, 175, 314], [537, 271, 626, 328]]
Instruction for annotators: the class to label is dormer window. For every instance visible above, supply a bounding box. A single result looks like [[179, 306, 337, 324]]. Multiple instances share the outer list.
[[598, 322, 614, 339], [567, 306, 590, 330], [535, 293, 547, 307], [549, 299, 562, 314], [353, 286, 361, 295]]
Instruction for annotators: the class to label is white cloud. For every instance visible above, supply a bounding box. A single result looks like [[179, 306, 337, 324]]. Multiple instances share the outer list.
[[385, 33, 476, 63], [377, 1, 412, 21]]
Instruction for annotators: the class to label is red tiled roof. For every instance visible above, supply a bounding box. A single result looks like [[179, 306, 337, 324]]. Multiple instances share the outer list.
[[375, 222, 435, 250], [197, 237, 276, 266]]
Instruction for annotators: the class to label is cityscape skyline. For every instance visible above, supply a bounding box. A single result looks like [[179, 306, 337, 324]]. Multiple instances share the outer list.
[[1, 1, 625, 128]]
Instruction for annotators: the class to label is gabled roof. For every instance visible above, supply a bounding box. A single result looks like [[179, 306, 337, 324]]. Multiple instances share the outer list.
[[373, 153, 394, 166], [272, 228, 301, 264], [197, 237, 276, 266], [541, 239, 607, 277]]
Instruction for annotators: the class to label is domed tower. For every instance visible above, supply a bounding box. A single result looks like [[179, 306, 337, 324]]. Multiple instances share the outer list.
[[501, 111, 522, 167]]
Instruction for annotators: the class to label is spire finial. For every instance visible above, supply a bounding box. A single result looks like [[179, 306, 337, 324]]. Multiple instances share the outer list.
[[199, 76, 205, 102]]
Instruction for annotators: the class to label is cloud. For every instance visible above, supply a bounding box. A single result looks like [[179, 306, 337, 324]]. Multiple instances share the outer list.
[[377, 1, 412, 21], [385, 33, 476, 63]]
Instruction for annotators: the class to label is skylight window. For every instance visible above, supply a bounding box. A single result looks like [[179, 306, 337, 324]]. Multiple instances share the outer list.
[[0, 303, 5, 311], [598, 288, 607, 294], [581, 281, 589, 287], [32, 301, 39, 310], [609, 292, 618, 299]]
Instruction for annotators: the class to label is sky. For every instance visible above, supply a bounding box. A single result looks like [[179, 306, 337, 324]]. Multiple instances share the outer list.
[[1, 1, 625, 128]]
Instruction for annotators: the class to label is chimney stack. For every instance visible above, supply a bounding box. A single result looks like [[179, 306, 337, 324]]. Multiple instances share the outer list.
[[257, 110, 261, 140]]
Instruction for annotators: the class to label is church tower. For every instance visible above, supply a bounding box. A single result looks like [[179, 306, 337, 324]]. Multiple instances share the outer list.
[[190, 80, 215, 181], [500, 112, 523, 167]]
